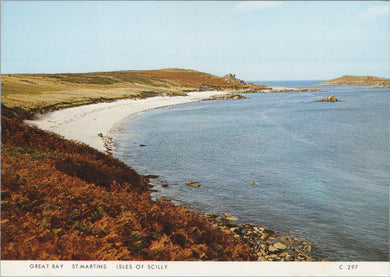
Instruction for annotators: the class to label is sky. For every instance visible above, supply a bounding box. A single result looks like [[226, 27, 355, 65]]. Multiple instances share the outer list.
[[1, 1, 390, 80]]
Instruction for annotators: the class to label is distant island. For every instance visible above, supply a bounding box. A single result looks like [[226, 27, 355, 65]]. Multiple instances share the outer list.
[[316, 75, 390, 88]]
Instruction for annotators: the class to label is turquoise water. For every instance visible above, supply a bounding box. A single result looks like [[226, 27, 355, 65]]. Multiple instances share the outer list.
[[113, 83, 389, 261]]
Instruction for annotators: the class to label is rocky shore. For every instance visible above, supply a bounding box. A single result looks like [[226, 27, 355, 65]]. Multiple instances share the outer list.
[[149, 179, 320, 261], [236, 87, 323, 94], [368, 81, 390, 89], [203, 213, 318, 261], [206, 87, 324, 101], [207, 93, 248, 100]]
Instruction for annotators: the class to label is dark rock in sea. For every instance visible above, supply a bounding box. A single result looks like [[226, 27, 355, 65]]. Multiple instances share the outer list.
[[161, 183, 168, 188], [185, 181, 201, 188], [139, 144, 147, 147], [315, 95, 339, 102], [145, 174, 159, 179]]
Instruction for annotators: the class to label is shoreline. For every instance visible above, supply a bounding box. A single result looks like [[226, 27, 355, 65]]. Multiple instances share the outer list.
[[24, 87, 318, 153], [24, 88, 320, 261], [25, 91, 228, 152]]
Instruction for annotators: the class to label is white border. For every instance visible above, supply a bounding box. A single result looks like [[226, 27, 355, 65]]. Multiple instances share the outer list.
[[1, 261, 389, 276]]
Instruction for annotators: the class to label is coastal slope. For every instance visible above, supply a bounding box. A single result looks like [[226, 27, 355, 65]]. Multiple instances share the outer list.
[[316, 75, 390, 87], [1, 115, 254, 260], [2, 69, 256, 260]]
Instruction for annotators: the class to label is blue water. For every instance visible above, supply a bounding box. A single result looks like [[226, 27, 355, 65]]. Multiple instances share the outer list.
[[113, 82, 389, 261]]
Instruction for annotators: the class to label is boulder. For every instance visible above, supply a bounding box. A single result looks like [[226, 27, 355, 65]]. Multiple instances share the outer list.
[[185, 181, 201, 188], [273, 242, 287, 251], [223, 213, 238, 221], [315, 95, 338, 102], [280, 236, 293, 244], [279, 251, 289, 257], [268, 245, 277, 253], [204, 213, 218, 219]]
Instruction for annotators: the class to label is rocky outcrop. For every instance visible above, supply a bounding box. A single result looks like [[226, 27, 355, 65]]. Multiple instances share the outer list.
[[203, 213, 319, 261], [223, 74, 245, 85], [370, 81, 390, 88], [243, 87, 324, 93], [198, 84, 220, 91], [185, 181, 201, 188], [269, 87, 323, 93], [314, 95, 339, 102], [208, 94, 248, 100]]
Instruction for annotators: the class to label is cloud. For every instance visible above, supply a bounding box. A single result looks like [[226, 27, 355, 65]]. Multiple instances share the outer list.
[[234, 1, 283, 12], [359, 4, 390, 21]]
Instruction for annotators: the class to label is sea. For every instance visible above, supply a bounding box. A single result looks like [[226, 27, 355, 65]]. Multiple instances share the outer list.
[[112, 80, 389, 261]]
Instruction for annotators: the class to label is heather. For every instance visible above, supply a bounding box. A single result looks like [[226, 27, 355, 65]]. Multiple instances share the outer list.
[[1, 115, 254, 260]]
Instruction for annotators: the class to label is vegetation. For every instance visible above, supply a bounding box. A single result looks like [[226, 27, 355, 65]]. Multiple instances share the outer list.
[[1, 114, 254, 260], [1, 68, 258, 118], [1, 68, 263, 260]]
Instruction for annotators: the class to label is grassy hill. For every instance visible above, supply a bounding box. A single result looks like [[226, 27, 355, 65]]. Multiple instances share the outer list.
[[1, 68, 259, 119], [316, 75, 390, 87]]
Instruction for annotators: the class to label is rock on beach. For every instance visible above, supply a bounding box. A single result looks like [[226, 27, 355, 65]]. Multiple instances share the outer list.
[[223, 213, 238, 221], [203, 213, 317, 261]]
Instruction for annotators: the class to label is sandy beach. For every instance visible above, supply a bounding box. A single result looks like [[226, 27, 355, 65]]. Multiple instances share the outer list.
[[25, 91, 227, 152]]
